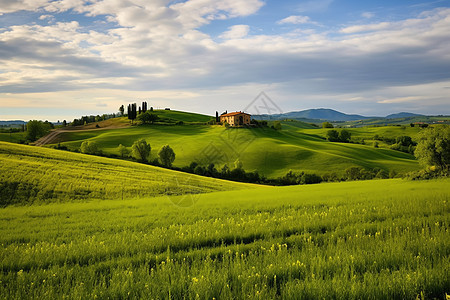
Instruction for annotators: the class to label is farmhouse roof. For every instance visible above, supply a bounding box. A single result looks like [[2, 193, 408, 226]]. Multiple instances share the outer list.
[[221, 111, 251, 117]]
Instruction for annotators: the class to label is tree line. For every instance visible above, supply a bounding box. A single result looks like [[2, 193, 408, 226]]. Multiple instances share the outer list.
[[70, 113, 117, 127], [125, 101, 158, 124], [79, 138, 176, 168]]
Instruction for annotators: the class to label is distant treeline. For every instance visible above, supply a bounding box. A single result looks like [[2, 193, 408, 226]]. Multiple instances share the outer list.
[[70, 113, 118, 126]]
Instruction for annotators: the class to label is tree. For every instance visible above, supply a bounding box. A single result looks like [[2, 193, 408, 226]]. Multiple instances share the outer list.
[[194, 165, 206, 175], [206, 163, 218, 177], [128, 103, 137, 123], [339, 129, 351, 142], [345, 166, 363, 181], [62, 120, 67, 127], [234, 158, 243, 170], [119, 105, 125, 116], [221, 164, 230, 177], [158, 145, 175, 167], [132, 138, 151, 162], [326, 130, 339, 142], [415, 125, 450, 171], [272, 121, 282, 130], [118, 144, 129, 158], [138, 111, 159, 124], [230, 167, 246, 181], [142, 102, 148, 113], [396, 136, 414, 147], [322, 121, 333, 128], [215, 111, 219, 122], [80, 141, 99, 154], [26, 120, 47, 141], [188, 162, 198, 172]]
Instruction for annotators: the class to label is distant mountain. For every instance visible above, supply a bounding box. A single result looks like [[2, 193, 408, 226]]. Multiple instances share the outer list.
[[0, 120, 26, 125], [253, 108, 371, 122], [385, 112, 424, 119]]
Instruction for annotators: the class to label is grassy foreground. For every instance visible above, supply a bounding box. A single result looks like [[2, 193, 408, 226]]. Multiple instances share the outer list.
[[1, 179, 449, 299], [0, 141, 253, 206]]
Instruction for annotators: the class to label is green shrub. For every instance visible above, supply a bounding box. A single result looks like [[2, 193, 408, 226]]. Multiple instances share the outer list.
[[80, 141, 99, 154], [131, 138, 151, 162]]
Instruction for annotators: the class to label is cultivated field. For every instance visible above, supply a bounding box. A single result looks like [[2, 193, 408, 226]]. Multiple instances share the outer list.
[[1, 178, 448, 299]]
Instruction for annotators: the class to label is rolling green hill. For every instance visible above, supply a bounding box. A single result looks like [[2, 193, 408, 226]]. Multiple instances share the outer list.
[[48, 120, 420, 178], [0, 141, 255, 206], [341, 115, 450, 127], [141, 109, 213, 123], [299, 125, 423, 140], [0, 131, 26, 144]]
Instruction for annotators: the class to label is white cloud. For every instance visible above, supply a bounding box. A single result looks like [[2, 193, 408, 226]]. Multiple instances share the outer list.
[[0, 0, 49, 14], [361, 12, 375, 19], [277, 15, 314, 25], [340, 22, 393, 34], [377, 96, 426, 104], [219, 25, 250, 39], [38, 14, 53, 20]]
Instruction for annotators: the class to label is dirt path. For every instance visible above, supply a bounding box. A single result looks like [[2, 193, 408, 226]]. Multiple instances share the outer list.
[[34, 130, 63, 146], [34, 124, 129, 146]]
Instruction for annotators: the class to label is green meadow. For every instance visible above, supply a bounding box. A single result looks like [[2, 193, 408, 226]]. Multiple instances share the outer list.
[[300, 125, 423, 144], [148, 109, 213, 123], [1, 174, 448, 299], [49, 120, 420, 178], [1, 121, 447, 299], [0, 131, 26, 144], [0, 142, 252, 206]]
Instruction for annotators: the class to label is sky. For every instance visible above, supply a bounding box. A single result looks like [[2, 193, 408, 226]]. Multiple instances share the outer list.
[[0, 0, 450, 121]]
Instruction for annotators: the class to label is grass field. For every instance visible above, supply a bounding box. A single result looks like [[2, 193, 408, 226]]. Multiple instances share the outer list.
[[0, 131, 26, 144], [299, 125, 423, 145], [149, 109, 213, 123], [0, 178, 448, 299], [341, 116, 450, 127], [0, 142, 254, 206], [48, 121, 420, 178]]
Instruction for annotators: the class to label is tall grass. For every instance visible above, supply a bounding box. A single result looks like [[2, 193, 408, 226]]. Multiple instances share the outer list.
[[0, 142, 253, 206], [1, 179, 448, 299]]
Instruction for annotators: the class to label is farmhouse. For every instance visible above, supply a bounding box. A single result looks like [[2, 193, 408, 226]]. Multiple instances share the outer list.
[[220, 111, 251, 126]]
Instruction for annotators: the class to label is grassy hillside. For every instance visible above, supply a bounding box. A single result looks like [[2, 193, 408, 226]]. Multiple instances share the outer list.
[[342, 115, 450, 127], [299, 125, 423, 141], [49, 123, 420, 178], [1, 178, 448, 299], [0, 131, 26, 144], [0, 141, 254, 206], [149, 109, 213, 123], [66, 116, 131, 130]]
